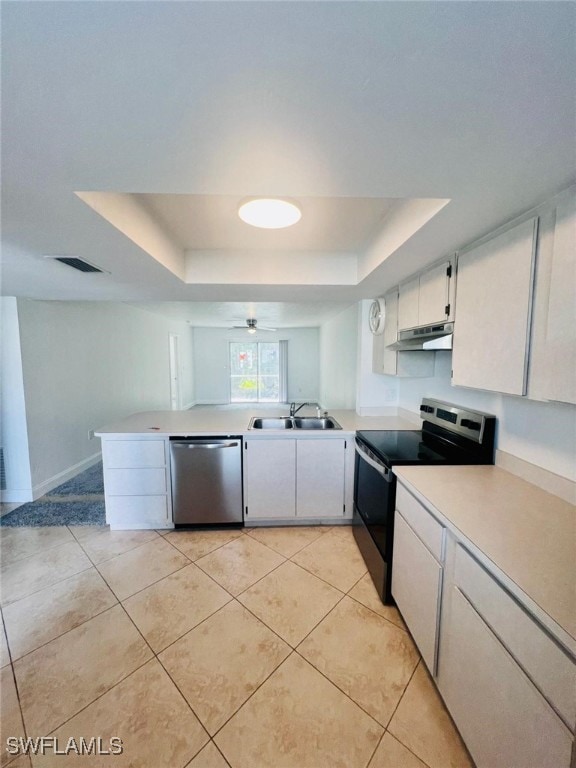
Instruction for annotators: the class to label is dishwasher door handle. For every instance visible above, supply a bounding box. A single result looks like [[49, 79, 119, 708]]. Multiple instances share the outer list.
[[173, 442, 239, 450]]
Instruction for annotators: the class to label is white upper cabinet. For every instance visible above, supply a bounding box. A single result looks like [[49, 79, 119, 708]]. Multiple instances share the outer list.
[[372, 289, 435, 378], [398, 261, 453, 331], [418, 261, 452, 326], [452, 218, 537, 396], [528, 191, 576, 405], [398, 276, 420, 330]]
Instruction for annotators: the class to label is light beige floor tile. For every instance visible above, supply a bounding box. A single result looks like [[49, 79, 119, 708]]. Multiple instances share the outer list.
[[237, 560, 342, 646], [3, 569, 117, 660], [0, 527, 74, 568], [388, 662, 473, 768], [298, 596, 419, 726], [245, 526, 328, 558], [291, 528, 367, 592], [14, 604, 152, 735], [164, 529, 244, 561], [0, 618, 10, 668], [368, 732, 428, 768], [4, 756, 30, 768], [348, 573, 407, 630], [0, 666, 26, 767], [160, 601, 290, 735], [79, 528, 159, 564], [195, 536, 284, 596], [123, 563, 231, 653], [187, 741, 230, 768], [33, 660, 208, 768], [0, 541, 92, 607], [97, 536, 189, 600], [214, 653, 383, 768], [67, 525, 108, 542]]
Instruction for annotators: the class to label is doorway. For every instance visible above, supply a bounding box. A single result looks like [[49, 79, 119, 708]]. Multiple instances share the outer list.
[[169, 333, 181, 410]]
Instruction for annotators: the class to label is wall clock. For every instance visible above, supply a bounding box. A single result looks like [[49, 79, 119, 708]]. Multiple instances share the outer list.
[[369, 298, 385, 335]]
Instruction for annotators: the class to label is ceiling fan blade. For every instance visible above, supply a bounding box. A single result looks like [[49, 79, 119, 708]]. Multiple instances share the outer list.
[[257, 326, 277, 331]]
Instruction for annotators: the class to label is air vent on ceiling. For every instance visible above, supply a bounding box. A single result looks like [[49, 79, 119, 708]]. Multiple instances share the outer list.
[[44, 256, 106, 273]]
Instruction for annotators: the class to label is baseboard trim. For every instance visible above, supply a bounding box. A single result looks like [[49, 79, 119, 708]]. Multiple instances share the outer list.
[[30, 452, 103, 501], [495, 449, 576, 504]]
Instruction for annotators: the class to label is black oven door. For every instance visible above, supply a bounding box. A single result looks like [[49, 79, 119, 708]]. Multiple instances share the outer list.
[[352, 437, 396, 604]]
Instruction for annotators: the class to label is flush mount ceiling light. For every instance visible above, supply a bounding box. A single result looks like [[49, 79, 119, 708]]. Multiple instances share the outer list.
[[238, 198, 301, 229]]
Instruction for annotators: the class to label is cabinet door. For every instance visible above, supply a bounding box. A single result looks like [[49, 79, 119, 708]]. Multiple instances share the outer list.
[[418, 261, 450, 326], [296, 439, 346, 518], [452, 218, 537, 395], [243, 439, 296, 519], [539, 195, 576, 404], [398, 277, 419, 331], [391, 512, 442, 673], [439, 587, 572, 768]]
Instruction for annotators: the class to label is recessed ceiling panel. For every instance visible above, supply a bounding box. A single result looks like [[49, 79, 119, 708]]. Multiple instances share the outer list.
[[136, 194, 397, 252]]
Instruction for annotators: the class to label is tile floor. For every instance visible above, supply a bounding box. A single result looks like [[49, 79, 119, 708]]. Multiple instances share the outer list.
[[0, 523, 473, 768]]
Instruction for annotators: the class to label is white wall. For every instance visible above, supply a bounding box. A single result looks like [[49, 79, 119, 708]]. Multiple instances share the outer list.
[[356, 300, 399, 414], [9, 300, 194, 499], [398, 352, 576, 482], [319, 305, 358, 410], [0, 298, 33, 501], [193, 327, 319, 404]]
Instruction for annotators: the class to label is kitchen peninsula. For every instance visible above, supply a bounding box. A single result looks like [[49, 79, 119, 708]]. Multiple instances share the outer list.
[[95, 407, 418, 531]]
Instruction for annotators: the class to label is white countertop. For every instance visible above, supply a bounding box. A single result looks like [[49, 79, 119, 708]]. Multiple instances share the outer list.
[[95, 407, 418, 437], [394, 465, 576, 645]]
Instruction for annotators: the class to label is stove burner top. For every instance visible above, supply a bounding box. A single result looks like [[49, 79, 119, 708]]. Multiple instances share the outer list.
[[356, 429, 452, 465]]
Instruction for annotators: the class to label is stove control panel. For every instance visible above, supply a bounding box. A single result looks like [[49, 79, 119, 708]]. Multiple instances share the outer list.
[[420, 398, 496, 447]]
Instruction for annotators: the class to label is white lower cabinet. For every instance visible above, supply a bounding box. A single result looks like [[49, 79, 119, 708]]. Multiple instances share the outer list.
[[296, 439, 346, 518], [438, 585, 572, 768], [243, 439, 296, 519], [243, 437, 348, 522], [392, 504, 444, 673], [393, 479, 575, 768], [102, 438, 172, 529]]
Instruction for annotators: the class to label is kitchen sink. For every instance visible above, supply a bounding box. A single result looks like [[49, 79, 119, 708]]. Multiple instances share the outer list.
[[248, 416, 342, 430], [292, 417, 342, 430], [249, 417, 294, 430]]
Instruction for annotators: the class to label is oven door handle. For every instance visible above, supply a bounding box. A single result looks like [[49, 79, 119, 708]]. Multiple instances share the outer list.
[[355, 439, 394, 482]]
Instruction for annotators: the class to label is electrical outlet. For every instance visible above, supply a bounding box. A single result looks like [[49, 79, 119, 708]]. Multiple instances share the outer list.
[[88, 429, 94, 440]]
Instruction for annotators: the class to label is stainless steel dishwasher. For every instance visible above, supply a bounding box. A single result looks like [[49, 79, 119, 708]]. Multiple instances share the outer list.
[[169, 437, 243, 525]]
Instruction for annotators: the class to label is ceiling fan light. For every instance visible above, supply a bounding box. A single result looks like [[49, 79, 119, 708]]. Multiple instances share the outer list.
[[247, 326, 257, 334], [238, 199, 301, 229]]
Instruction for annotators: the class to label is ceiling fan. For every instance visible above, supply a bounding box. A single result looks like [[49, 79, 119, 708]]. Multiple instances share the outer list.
[[229, 318, 277, 334]]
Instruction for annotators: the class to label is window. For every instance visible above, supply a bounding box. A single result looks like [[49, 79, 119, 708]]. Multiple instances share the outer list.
[[229, 341, 287, 402]]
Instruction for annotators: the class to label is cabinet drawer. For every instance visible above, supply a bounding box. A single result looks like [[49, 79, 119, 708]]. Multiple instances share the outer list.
[[103, 440, 166, 469], [104, 467, 167, 496], [395, 484, 444, 560], [454, 544, 576, 728], [105, 495, 169, 528]]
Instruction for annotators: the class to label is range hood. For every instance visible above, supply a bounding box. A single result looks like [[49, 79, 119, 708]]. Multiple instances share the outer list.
[[388, 322, 454, 351]]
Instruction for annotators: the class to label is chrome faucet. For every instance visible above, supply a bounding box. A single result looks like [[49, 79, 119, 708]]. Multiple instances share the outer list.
[[289, 402, 311, 417]]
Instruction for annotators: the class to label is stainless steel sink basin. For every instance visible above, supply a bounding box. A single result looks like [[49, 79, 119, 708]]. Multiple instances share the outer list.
[[292, 417, 342, 430], [248, 416, 342, 430], [249, 417, 294, 430]]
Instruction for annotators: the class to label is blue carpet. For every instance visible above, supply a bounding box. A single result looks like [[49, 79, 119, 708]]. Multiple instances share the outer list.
[[51, 462, 104, 495], [1, 500, 105, 527], [1, 462, 106, 527]]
